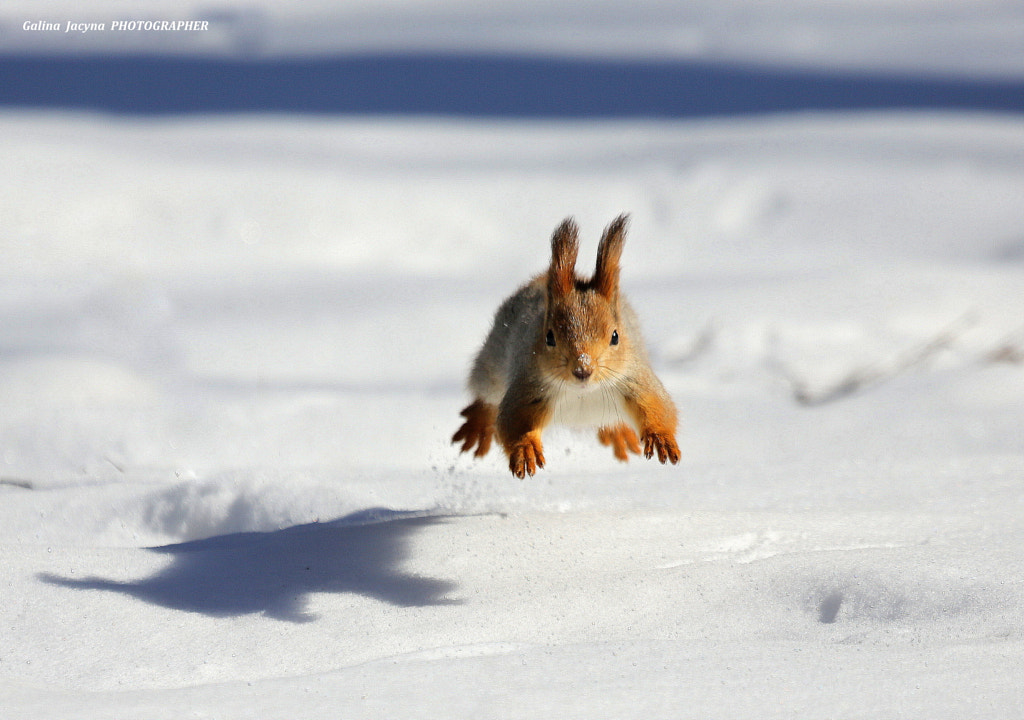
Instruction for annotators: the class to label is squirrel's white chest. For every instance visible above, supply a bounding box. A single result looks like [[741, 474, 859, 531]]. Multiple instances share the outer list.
[[549, 383, 633, 430]]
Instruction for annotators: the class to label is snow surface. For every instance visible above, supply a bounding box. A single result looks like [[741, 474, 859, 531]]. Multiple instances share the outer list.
[[3, 2, 1024, 719]]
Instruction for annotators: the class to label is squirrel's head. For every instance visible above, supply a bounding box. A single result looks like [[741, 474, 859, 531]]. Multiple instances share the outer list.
[[541, 215, 629, 388]]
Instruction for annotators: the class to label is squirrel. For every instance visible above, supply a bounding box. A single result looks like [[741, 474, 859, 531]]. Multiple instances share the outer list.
[[453, 214, 680, 478]]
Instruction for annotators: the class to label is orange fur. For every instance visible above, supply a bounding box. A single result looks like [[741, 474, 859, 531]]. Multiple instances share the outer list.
[[506, 432, 546, 479], [497, 384, 552, 478], [547, 218, 579, 299], [593, 214, 627, 299], [625, 386, 680, 464], [451, 400, 496, 458], [598, 424, 642, 461], [453, 214, 680, 476]]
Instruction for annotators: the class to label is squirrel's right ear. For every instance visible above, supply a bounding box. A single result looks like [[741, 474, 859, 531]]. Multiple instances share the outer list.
[[548, 217, 580, 297]]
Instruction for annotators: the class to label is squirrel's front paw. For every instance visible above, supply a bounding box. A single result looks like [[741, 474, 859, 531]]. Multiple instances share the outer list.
[[642, 431, 680, 465], [452, 400, 496, 458], [507, 435, 545, 478], [598, 424, 642, 462]]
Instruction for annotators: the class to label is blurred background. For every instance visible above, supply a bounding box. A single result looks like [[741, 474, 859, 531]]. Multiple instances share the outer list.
[[3, 0, 1024, 116]]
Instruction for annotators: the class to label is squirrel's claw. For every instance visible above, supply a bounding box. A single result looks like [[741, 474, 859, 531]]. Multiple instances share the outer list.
[[508, 435, 545, 478], [643, 432, 680, 465]]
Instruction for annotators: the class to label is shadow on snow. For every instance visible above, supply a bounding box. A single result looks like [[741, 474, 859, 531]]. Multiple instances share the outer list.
[[39, 508, 459, 623], [2, 53, 1023, 118]]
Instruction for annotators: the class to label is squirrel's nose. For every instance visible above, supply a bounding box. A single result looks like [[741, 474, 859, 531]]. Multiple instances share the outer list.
[[572, 354, 593, 380], [572, 366, 592, 380]]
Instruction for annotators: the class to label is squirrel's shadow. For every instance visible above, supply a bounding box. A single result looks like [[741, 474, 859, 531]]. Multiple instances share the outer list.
[[39, 509, 459, 623]]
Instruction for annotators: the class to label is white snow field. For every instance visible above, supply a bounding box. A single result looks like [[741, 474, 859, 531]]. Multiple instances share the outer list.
[[3, 2, 1024, 719]]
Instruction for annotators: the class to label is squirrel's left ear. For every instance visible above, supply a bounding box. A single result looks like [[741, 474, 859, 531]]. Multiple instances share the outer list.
[[593, 214, 628, 299]]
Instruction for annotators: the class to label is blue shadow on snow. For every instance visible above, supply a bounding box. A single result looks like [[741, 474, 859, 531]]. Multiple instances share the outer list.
[[2, 53, 1023, 117], [39, 509, 459, 623]]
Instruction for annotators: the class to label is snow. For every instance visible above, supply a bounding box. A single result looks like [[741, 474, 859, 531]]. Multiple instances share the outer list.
[[3, 2, 1024, 718]]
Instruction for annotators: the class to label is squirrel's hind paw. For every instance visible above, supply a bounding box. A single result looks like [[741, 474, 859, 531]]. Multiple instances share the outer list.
[[452, 400, 496, 458]]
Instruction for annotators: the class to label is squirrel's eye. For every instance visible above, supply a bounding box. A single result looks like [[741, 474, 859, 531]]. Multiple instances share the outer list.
[[546, 329, 556, 347], [610, 330, 619, 346]]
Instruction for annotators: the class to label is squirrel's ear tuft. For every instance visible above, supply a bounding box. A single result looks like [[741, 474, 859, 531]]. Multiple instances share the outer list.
[[594, 214, 628, 299], [548, 217, 580, 297]]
